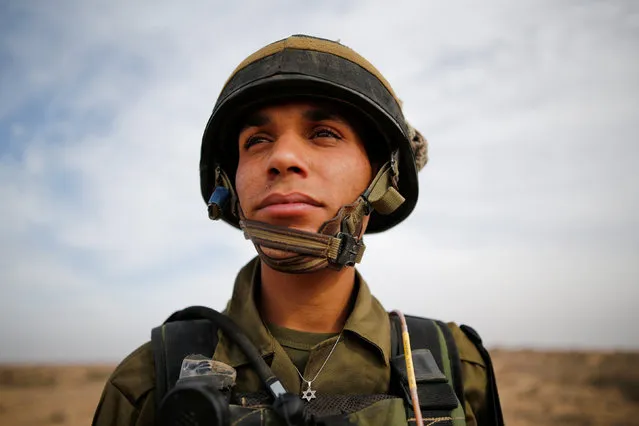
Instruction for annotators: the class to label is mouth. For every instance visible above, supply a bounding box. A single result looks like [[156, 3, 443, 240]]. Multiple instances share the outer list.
[[256, 192, 323, 212]]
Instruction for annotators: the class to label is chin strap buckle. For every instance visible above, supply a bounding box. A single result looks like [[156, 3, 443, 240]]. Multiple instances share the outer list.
[[335, 232, 366, 267]]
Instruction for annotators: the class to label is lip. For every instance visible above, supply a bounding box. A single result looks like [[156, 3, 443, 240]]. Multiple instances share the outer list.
[[257, 192, 323, 210]]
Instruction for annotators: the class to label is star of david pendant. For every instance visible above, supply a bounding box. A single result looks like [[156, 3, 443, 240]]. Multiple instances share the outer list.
[[301, 381, 317, 402]]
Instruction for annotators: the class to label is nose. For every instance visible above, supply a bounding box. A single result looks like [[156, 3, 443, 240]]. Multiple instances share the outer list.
[[266, 131, 308, 179]]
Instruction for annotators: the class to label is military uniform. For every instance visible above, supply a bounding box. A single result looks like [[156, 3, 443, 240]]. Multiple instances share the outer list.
[[92, 258, 489, 426]]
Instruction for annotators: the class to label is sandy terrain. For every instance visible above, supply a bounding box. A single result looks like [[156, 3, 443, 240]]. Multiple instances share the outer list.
[[1, 349, 638, 425]]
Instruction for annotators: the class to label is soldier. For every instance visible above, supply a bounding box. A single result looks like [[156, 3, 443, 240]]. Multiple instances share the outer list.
[[93, 34, 503, 426]]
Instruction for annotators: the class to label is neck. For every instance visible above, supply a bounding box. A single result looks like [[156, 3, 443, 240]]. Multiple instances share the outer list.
[[259, 262, 356, 333]]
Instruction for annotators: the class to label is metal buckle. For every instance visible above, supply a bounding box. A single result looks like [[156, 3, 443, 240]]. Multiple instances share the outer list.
[[335, 232, 364, 267]]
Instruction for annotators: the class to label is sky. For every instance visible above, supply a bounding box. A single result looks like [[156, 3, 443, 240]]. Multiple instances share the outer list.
[[1, 0, 638, 363]]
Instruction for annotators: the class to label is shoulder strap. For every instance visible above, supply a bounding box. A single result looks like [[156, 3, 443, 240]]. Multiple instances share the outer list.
[[390, 314, 467, 425], [151, 313, 220, 411], [460, 325, 504, 426], [390, 315, 466, 409]]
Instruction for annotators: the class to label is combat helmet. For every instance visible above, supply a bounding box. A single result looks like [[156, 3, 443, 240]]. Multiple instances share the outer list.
[[200, 34, 428, 273]]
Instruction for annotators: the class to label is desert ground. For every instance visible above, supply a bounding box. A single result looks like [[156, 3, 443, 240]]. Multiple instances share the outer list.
[[1, 349, 638, 425]]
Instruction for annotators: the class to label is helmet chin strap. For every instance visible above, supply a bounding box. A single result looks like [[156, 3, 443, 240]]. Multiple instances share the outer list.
[[235, 157, 405, 274]]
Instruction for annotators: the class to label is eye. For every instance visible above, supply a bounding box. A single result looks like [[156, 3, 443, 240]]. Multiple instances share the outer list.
[[243, 134, 269, 150], [312, 128, 341, 140]]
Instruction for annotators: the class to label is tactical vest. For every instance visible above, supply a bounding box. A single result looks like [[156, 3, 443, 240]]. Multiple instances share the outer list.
[[151, 307, 503, 425]]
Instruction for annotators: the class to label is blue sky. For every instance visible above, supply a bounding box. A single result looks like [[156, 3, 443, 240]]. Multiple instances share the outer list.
[[1, 0, 638, 363]]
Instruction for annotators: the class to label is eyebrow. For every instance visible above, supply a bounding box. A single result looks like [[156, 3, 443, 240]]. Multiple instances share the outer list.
[[238, 111, 271, 133], [303, 107, 347, 124], [238, 105, 349, 133]]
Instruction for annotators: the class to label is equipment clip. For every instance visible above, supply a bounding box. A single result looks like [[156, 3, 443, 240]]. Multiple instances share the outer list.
[[335, 232, 365, 267]]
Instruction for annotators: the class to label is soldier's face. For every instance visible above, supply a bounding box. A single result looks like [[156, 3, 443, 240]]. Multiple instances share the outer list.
[[235, 100, 373, 235]]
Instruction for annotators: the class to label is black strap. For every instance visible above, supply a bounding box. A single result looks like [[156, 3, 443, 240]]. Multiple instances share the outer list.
[[151, 325, 167, 412], [389, 314, 465, 421], [460, 325, 504, 426], [390, 313, 402, 357], [397, 315, 466, 405], [151, 316, 219, 411], [403, 315, 444, 372]]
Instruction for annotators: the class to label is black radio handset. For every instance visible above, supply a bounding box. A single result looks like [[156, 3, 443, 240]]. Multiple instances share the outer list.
[[157, 306, 305, 426]]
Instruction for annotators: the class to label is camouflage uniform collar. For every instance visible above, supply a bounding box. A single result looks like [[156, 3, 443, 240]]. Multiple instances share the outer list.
[[344, 271, 391, 367], [213, 257, 391, 368]]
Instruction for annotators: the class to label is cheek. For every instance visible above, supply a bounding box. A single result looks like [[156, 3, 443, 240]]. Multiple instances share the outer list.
[[328, 153, 372, 201], [235, 161, 255, 209]]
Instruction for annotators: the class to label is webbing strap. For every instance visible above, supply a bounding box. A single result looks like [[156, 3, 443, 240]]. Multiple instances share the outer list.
[[256, 246, 333, 273], [151, 326, 167, 412], [239, 198, 369, 273], [364, 160, 405, 215], [241, 219, 366, 273], [389, 314, 467, 425], [241, 220, 342, 259]]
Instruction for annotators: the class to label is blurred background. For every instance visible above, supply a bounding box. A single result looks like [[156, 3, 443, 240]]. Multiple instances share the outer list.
[[1, 1, 638, 425]]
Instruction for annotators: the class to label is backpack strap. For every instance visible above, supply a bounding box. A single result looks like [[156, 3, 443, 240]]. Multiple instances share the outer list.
[[151, 313, 220, 412], [460, 325, 504, 426], [390, 314, 467, 425]]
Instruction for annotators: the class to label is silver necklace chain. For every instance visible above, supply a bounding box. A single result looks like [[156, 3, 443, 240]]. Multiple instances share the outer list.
[[292, 332, 342, 402]]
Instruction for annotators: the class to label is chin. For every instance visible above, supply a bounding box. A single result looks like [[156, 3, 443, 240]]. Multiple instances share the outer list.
[[259, 246, 298, 260], [253, 215, 326, 234]]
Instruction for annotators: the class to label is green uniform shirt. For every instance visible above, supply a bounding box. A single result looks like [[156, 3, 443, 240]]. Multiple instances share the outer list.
[[266, 323, 338, 374], [92, 257, 489, 425]]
